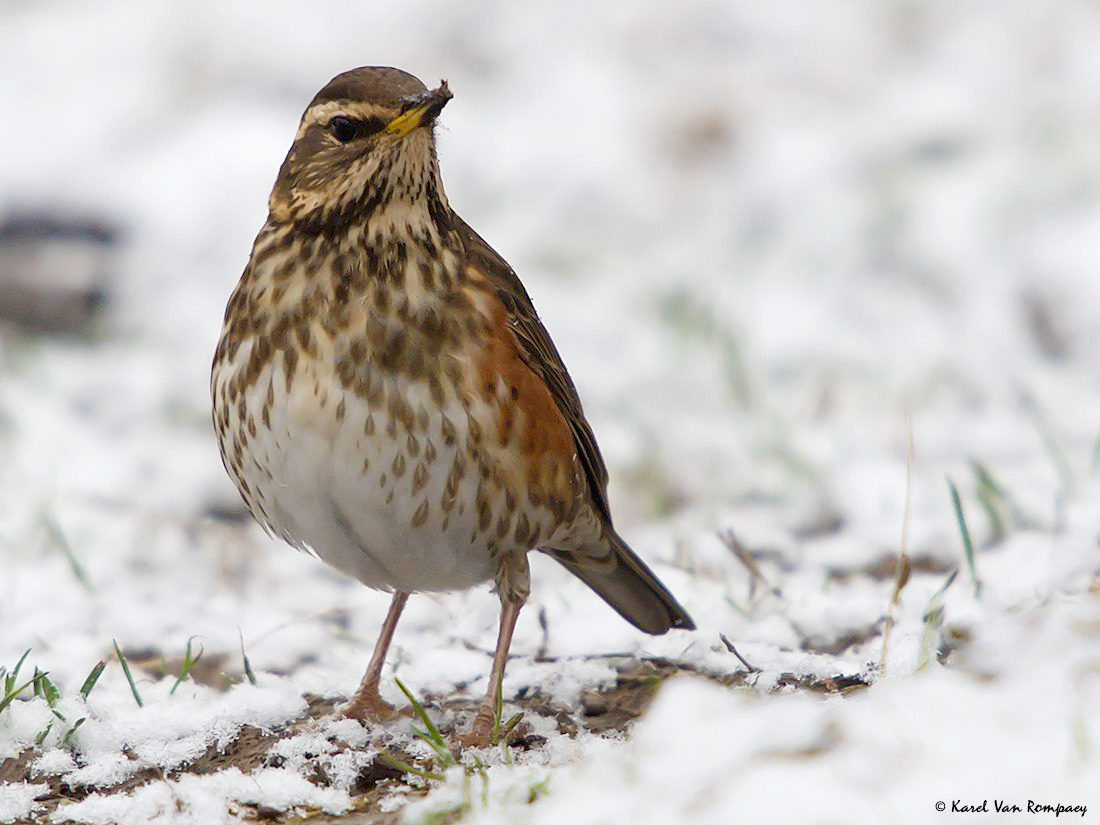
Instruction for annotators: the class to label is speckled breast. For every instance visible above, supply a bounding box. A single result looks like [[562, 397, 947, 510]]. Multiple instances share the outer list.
[[211, 222, 579, 594]]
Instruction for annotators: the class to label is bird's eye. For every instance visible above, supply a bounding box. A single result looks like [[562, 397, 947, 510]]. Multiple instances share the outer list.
[[328, 117, 358, 143]]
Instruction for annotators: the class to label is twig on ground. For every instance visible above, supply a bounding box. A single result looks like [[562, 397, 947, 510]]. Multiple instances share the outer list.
[[720, 633, 761, 673], [880, 410, 914, 676], [719, 529, 772, 602]]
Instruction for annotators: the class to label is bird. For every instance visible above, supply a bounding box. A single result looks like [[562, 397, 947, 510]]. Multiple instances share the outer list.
[[211, 66, 694, 746]]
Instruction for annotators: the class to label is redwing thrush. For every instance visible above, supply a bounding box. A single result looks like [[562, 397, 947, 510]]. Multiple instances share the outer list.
[[211, 66, 694, 746]]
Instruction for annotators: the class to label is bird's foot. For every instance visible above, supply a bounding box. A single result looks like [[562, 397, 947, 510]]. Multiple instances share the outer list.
[[458, 702, 497, 749], [339, 688, 402, 723]]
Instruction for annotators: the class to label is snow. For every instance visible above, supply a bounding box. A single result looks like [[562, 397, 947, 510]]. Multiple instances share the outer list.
[[2, 0, 1100, 822], [55, 767, 353, 825], [0, 783, 48, 824]]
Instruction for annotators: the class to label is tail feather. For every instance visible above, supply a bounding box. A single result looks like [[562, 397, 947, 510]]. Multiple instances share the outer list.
[[548, 531, 695, 635]]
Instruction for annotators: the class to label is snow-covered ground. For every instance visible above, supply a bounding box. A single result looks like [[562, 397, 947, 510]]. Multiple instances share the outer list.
[[2, 0, 1099, 822]]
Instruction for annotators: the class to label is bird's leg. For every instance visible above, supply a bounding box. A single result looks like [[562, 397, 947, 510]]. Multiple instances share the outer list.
[[341, 590, 409, 721], [462, 596, 524, 747]]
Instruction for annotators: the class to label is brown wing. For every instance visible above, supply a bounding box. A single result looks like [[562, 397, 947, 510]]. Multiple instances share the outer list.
[[455, 216, 612, 522]]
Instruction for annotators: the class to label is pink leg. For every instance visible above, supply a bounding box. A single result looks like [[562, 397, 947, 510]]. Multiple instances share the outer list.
[[462, 597, 524, 747], [342, 591, 409, 721]]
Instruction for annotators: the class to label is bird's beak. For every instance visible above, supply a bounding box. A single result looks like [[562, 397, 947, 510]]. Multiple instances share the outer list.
[[385, 81, 452, 139]]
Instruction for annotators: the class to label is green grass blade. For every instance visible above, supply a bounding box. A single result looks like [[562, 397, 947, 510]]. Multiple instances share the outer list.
[[41, 513, 92, 592], [35, 720, 53, 746], [171, 637, 204, 695], [918, 569, 959, 671], [239, 630, 257, 686], [971, 461, 1006, 544], [33, 669, 60, 707], [935, 568, 959, 603], [0, 676, 37, 715], [947, 478, 981, 598], [113, 640, 143, 707], [472, 755, 489, 807], [3, 649, 32, 694], [970, 458, 1036, 530], [970, 460, 1009, 503], [80, 661, 106, 701], [723, 595, 750, 619], [526, 776, 551, 804], [62, 717, 86, 748], [1020, 392, 1074, 494], [500, 712, 523, 741], [376, 751, 446, 781], [411, 726, 455, 766], [395, 677, 455, 767]]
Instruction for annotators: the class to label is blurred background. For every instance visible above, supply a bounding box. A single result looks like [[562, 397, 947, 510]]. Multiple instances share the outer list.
[[2, 5, 1099, 819], [1, 0, 1099, 674]]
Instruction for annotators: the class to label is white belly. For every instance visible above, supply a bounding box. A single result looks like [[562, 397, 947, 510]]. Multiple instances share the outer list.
[[226, 354, 498, 594]]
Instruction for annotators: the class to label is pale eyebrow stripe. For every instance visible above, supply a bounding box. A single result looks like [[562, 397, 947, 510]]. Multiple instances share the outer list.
[[296, 101, 395, 141]]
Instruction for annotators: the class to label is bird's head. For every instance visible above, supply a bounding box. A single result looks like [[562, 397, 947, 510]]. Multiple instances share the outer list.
[[268, 67, 452, 231]]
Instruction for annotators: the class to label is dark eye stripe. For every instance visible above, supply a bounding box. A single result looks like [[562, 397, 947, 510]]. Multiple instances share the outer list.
[[359, 117, 387, 136], [328, 115, 389, 143]]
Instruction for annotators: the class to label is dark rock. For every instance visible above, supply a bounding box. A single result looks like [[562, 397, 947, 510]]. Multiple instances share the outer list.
[[0, 211, 120, 334]]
